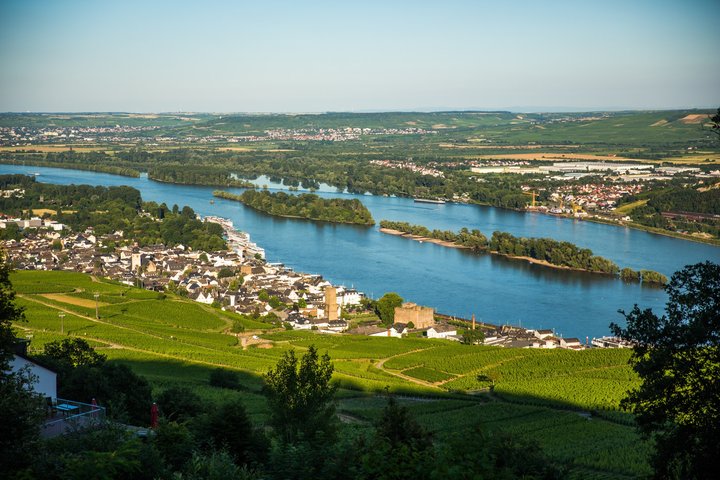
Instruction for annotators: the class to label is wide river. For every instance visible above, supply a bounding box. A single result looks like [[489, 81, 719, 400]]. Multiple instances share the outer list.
[[3, 165, 718, 339]]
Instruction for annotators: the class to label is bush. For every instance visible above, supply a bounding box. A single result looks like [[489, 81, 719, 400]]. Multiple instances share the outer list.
[[156, 386, 204, 422], [209, 368, 241, 390]]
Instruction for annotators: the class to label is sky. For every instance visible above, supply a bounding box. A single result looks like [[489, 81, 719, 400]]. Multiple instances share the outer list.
[[0, 0, 719, 113]]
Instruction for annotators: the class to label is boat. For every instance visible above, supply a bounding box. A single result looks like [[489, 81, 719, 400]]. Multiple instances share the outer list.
[[413, 198, 445, 204], [209, 200, 215, 204]]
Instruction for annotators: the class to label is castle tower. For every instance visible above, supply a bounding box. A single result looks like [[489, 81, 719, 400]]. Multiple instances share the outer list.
[[324, 286, 338, 321]]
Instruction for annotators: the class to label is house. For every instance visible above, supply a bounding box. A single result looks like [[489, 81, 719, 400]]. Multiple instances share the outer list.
[[426, 324, 457, 339], [8, 340, 57, 400], [560, 337, 583, 349], [532, 329, 554, 340], [327, 320, 348, 332], [10, 354, 57, 400], [369, 326, 403, 338]]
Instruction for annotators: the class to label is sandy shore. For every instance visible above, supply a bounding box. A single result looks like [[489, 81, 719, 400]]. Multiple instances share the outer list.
[[380, 228, 613, 275], [379, 228, 471, 249]]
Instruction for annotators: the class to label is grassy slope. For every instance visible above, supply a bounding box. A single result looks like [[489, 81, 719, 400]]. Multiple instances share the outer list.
[[10, 270, 650, 478]]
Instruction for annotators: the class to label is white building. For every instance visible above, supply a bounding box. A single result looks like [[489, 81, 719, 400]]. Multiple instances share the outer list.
[[10, 355, 57, 400]]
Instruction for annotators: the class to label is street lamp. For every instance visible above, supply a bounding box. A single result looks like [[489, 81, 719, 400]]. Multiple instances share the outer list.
[[94, 292, 100, 319], [58, 312, 65, 334]]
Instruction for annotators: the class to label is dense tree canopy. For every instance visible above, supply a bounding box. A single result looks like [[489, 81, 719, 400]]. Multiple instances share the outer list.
[[610, 262, 720, 479], [216, 189, 375, 225], [0, 176, 226, 250], [376, 292, 404, 326], [263, 345, 337, 444]]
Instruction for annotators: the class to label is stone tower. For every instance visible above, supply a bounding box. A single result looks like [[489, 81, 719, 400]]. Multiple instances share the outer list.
[[324, 286, 338, 321]]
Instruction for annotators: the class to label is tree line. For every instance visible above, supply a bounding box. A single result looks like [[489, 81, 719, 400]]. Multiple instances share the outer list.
[[0, 175, 226, 251], [380, 219, 667, 283], [216, 189, 375, 225]]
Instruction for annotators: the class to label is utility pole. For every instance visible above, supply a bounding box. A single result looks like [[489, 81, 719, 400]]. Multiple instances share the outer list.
[[58, 312, 65, 334], [94, 292, 100, 319]]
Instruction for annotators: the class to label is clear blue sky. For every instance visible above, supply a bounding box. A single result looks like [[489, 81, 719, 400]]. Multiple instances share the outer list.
[[1, 0, 718, 112]]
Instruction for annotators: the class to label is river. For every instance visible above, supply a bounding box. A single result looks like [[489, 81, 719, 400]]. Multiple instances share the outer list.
[[2, 165, 718, 340]]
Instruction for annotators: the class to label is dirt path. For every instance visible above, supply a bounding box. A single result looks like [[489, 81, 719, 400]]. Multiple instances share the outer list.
[[374, 348, 443, 390]]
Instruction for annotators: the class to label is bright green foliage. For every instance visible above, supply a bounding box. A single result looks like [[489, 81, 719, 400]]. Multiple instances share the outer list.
[[376, 292, 403, 326], [639, 269, 668, 286], [490, 231, 620, 274], [42, 337, 107, 369], [620, 267, 640, 282], [215, 189, 375, 225], [263, 345, 337, 443]]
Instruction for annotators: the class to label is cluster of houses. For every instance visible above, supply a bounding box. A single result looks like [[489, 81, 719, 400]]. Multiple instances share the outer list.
[[2, 212, 611, 350], [369, 159, 445, 178]]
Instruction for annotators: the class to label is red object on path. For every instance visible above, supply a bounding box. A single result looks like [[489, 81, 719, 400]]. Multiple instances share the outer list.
[[151, 402, 159, 429], [91, 398, 98, 418]]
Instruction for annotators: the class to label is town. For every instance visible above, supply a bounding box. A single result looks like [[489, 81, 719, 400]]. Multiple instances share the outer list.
[[1, 209, 623, 351]]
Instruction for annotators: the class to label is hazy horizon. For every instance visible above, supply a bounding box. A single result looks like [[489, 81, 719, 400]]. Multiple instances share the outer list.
[[1, 0, 719, 113]]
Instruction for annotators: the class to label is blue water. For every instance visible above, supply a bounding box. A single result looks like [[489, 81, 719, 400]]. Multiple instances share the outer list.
[[3, 165, 718, 339]]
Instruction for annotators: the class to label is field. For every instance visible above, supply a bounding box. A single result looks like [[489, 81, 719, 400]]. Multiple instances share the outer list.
[[9, 269, 652, 478]]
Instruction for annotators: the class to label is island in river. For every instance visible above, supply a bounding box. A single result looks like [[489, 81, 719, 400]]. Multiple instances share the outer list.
[[214, 189, 375, 226], [379, 220, 668, 285]]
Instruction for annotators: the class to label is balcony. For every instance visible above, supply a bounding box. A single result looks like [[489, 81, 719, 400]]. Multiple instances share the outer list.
[[42, 398, 107, 438]]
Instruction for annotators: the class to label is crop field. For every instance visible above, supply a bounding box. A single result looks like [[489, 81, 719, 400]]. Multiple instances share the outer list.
[[9, 270, 649, 478]]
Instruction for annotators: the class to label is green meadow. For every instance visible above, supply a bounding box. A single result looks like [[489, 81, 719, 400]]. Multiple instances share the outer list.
[[11, 270, 650, 478]]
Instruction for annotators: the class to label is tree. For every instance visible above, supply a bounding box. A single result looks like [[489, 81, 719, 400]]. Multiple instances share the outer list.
[[157, 386, 203, 422], [610, 262, 720, 479], [462, 328, 485, 345], [41, 337, 107, 371], [0, 250, 24, 367], [708, 107, 720, 140], [193, 398, 268, 467], [359, 395, 433, 480], [263, 345, 337, 444], [209, 368, 240, 390], [376, 292, 403, 326], [0, 250, 44, 475]]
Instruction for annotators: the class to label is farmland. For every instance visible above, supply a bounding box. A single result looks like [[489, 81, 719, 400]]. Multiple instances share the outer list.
[[10, 269, 651, 478]]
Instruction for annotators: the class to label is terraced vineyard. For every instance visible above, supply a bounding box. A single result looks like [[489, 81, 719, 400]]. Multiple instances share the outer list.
[[10, 270, 650, 478]]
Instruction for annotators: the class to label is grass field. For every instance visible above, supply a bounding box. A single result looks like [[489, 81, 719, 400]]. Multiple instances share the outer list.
[[614, 199, 649, 215], [9, 270, 650, 478]]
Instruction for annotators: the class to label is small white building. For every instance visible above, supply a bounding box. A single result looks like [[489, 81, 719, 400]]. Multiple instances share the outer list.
[[10, 355, 57, 400], [427, 324, 457, 339]]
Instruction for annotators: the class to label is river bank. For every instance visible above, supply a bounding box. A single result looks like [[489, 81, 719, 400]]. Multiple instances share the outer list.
[[380, 227, 605, 274], [2, 163, 694, 340]]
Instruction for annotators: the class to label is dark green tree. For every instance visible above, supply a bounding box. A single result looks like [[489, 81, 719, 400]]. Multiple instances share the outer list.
[[610, 261, 720, 480], [461, 328, 485, 345], [209, 368, 241, 390], [709, 107, 720, 140], [360, 395, 433, 480], [156, 386, 204, 422], [41, 337, 107, 371], [194, 398, 268, 467], [0, 250, 44, 475], [263, 345, 337, 443], [376, 292, 404, 326]]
